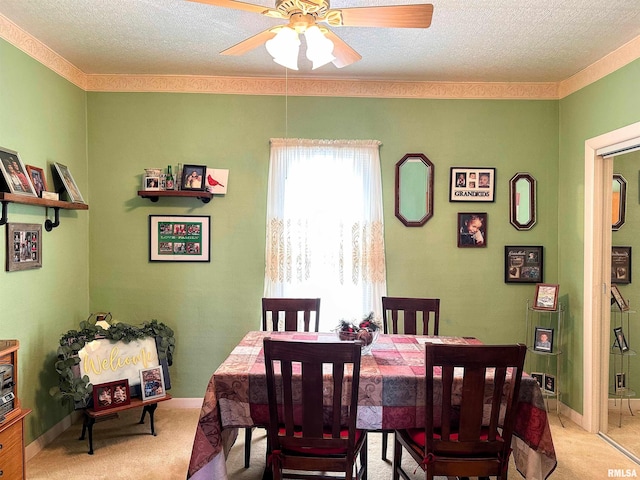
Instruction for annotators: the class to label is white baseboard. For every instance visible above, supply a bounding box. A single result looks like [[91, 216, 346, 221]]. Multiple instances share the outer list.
[[608, 397, 640, 409], [25, 398, 203, 461]]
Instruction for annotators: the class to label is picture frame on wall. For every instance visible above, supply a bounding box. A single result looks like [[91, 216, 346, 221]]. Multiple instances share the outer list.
[[457, 212, 487, 248], [504, 245, 543, 283], [140, 366, 166, 401], [0, 146, 37, 196], [149, 215, 210, 262], [611, 246, 631, 284], [26, 165, 48, 197], [6, 223, 42, 272], [611, 284, 629, 312], [181, 164, 207, 192], [532, 283, 559, 311], [449, 167, 496, 202], [613, 326, 629, 353], [53, 162, 85, 203], [533, 326, 554, 353]]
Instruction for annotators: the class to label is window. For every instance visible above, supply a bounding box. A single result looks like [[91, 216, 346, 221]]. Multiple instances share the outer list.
[[264, 138, 387, 331]]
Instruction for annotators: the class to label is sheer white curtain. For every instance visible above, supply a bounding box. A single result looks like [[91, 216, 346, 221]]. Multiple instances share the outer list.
[[264, 138, 387, 332]]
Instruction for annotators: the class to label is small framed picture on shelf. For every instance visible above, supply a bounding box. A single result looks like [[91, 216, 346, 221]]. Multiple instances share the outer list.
[[140, 366, 166, 401], [534, 327, 554, 353], [449, 167, 496, 202], [0, 146, 37, 196], [92, 379, 130, 411], [531, 372, 544, 388], [543, 374, 556, 394], [613, 326, 629, 353], [533, 283, 559, 311], [26, 165, 48, 197], [53, 162, 85, 203], [504, 245, 543, 283], [615, 372, 626, 393], [181, 164, 207, 192], [611, 246, 631, 284], [143, 175, 161, 191], [611, 284, 629, 312]]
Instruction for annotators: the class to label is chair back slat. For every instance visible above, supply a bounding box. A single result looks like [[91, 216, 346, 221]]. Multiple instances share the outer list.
[[382, 296, 440, 335], [262, 298, 320, 332]]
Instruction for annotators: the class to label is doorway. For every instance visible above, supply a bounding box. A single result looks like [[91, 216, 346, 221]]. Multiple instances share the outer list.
[[583, 122, 640, 451]]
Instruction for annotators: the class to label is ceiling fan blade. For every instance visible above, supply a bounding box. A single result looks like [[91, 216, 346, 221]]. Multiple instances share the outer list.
[[324, 30, 362, 68], [221, 28, 277, 55], [336, 4, 433, 28], [186, 0, 271, 15]]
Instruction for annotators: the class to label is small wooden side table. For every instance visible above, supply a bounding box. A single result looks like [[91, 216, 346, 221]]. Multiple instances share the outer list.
[[80, 394, 172, 454]]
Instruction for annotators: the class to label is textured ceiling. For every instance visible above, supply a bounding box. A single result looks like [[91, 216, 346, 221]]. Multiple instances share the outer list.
[[0, 0, 639, 83]]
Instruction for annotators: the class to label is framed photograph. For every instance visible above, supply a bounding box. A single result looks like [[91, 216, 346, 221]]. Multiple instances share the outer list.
[[534, 327, 554, 353], [26, 165, 48, 197], [613, 326, 629, 353], [92, 379, 130, 411], [531, 372, 544, 388], [143, 175, 161, 191], [611, 284, 629, 312], [53, 162, 85, 203], [449, 167, 496, 202], [0, 146, 36, 196], [533, 283, 559, 311], [205, 168, 229, 194], [615, 372, 626, 393], [457, 212, 487, 248], [6, 223, 42, 272], [611, 246, 631, 284], [543, 374, 556, 394], [505, 246, 543, 283], [149, 215, 210, 262], [140, 366, 166, 401], [181, 164, 207, 192]]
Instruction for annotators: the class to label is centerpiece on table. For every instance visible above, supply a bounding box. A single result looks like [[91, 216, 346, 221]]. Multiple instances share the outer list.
[[335, 312, 380, 354]]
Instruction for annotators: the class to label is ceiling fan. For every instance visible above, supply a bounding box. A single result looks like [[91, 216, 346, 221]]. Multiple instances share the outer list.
[[187, 0, 433, 70]]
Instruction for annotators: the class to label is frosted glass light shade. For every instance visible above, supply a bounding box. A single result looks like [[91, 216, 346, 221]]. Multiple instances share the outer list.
[[304, 26, 335, 70], [266, 27, 301, 70]]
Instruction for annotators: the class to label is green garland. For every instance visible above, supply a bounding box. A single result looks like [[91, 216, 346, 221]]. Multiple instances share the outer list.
[[49, 318, 175, 407]]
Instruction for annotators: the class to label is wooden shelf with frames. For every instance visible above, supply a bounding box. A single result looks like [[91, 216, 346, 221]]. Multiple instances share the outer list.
[[0, 192, 88, 231]]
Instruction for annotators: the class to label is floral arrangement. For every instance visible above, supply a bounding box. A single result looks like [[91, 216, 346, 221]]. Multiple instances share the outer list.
[[335, 312, 380, 347]]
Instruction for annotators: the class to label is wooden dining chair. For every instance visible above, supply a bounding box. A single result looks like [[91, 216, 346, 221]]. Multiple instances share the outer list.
[[381, 296, 440, 336], [263, 337, 367, 480], [262, 297, 321, 332], [392, 343, 527, 480], [243, 297, 321, 468], [379, 296, 440, 460]]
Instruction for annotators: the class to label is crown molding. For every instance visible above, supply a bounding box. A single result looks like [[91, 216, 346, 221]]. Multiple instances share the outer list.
[[1, 13, 639, 100]]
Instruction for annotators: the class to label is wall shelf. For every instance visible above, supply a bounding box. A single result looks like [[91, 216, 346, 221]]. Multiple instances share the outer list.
[[0, 192, 88, 231], [137, 190, 212, 204]]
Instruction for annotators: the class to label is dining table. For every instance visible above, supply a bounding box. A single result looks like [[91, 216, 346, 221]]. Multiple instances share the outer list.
[[187, 331, 557, 480]]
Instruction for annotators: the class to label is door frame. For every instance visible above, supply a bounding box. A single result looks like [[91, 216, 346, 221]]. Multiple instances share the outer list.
[[583, 121, 640, 433]]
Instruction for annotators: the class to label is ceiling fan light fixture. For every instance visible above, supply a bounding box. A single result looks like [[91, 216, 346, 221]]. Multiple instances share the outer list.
[[266, 26, 301, 70], [304, 25, 335, 70]]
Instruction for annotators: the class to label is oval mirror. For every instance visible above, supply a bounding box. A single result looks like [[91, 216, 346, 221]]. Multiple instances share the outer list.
[[509, 173, 536, 230], [395, 153, 434, 227], [612, 174, 627, 231]]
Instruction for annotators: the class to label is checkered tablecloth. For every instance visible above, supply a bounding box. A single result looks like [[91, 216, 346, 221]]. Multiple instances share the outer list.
[[188, 331, 556, 480]]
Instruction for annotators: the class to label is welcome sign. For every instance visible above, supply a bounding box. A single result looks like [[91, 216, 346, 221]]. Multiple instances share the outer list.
[[78, 337, 160, 388]]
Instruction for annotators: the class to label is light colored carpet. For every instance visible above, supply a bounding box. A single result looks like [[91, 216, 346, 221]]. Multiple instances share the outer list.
[[26, 405, 639, 479], [607, 404, 640, 460]]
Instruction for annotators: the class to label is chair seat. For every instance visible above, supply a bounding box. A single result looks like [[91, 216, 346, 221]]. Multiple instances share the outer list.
[[405, 427, 503, 447], [277, 425, 366, 455]]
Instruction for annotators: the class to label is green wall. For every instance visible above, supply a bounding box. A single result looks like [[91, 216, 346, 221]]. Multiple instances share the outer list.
[[86, 93, 559, 399], [558, 58, 640, 412], [2, 32, 640, 446], [0, 39, 89, 443]]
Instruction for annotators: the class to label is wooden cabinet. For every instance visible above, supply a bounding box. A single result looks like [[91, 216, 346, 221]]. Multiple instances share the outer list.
[[0, 340, 30, 480]]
